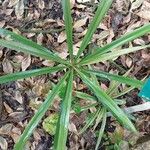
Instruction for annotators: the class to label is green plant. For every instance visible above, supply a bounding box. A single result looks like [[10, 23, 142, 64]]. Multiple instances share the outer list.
[[0, 0, 150, 149]]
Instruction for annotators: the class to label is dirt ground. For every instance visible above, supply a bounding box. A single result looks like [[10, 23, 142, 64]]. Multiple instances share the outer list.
[[0, 0, 150, 149]]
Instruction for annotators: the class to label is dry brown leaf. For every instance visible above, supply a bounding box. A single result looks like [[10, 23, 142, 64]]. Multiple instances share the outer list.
[[133, 38, 145, 45], [34, 9, 40, 19], [8, 0, 19, 7], [0, 20, 5, 28], [68, 123, 78, 133], [0, 49, 3, 58], [0, 136, 8, 150], [10, 127, 21, 143], [42, 60, 55, 67], [2, 59, 13, 73], [116, 0, 129, 12], [3, 102, 13, 113], [73, 41, 82, 55], [126, 21, 142, 33], [0, 124, 13, 135], [5, 9, 14, 16], [137, 1, 150, 20], [58, 51, 69, 59], [94, 30, 109, 43], [73, 17, 87, 29], [37, 33, 44, 45], [130, 0, 143, 11], [14, 91, 23, 104], [58, 31, 66, 43], [15, 0, 24, 19], [21, 55, 31, 71], [126, 57, 133, 68], [38, 0, 45, 10], [56, 43, 68, 59]]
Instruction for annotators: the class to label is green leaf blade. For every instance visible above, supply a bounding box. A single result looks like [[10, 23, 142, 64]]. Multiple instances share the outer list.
[[54, 69, 73, 150], [76, 0, 113, 59], [62, 0, 74, 61], [76, 69, 137, 133], [14, 71, 69, 150], [83, 69, 144, 88], [0, 66, 64, 84], [0, 28, 69, 65], [79, 24, 150, 65], [95, 108, 106, 150]]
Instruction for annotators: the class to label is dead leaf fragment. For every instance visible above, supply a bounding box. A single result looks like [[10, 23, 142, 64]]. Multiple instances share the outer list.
[[10, 127, 21, 143], [58, 31, 66, 43], [0, 49, 3, 58], [0, 20, 5, 28], [42, 60, 55, 67], [73, 17, 87, 29], [126, 57, 132, 68], [38, 0, 45, 9], [15, 0, 24, 19], [21, 55, 31, 71], [0, 136, 8, 150], [37, 33, 44, 45], [2, 59, 13, 73], [137, 1, 150, 20], [0, 124, 13, 135], [130, 0, 143, 11]]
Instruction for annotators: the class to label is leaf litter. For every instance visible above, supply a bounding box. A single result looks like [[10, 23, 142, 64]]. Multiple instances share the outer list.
[[0, 0, 150, 149]]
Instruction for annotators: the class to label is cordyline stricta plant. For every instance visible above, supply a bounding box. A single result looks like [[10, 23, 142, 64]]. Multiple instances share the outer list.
[[0, 0, 150, 149]]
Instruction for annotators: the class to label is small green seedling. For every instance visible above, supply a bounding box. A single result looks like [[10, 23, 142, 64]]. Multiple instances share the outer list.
[[0, 0, 150, 149]]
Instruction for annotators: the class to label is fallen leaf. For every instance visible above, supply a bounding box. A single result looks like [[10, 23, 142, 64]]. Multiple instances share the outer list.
[[57, 31, 66, 43], [68, 123, 78, 133], [0, 20, 5, 28], [130, 0, 143, 11], [21, 55, 31, 71], [73, 17, 87, 29], [73, 41, 82, 55], [42, 60, 55, 67], [37, 33, 44, 45], [0, 124, 13, 135], [38, 0, 45, 9], [0, 49, 3, 58], [2, 59, 13, 73], [137, 1, 150, 20], [15, 0, 24, 19], [0, 136, 8, 150], [126, 57, 132, 68], [10, 127, 21, 143], [3, 102, 13, 114]]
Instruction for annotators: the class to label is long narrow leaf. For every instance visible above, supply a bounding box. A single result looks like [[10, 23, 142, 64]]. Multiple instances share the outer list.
[[74, 91, 126, 105], [74, 91, 97, 101], [83, 69, 144, 88], [0, 66, 64, 84], [76, 69, 137, 132], [79, 24, 150, 65], [0, 28, 50, 52], [62, 0, 73, 61], [14, 71, 69, 150], [76, 0, 112, 58], [79, 108, 101, 134], [0, 28, 69, 65], [95, 109, 106, 150], [54, 70, 73, 150]]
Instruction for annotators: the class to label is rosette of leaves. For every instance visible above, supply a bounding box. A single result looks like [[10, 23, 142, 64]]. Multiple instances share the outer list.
[[0, 0, 150, 149]]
